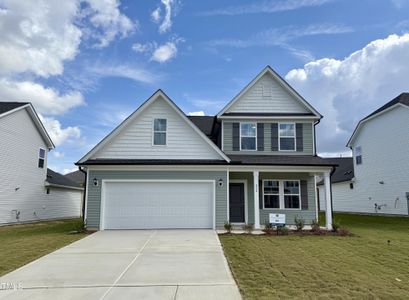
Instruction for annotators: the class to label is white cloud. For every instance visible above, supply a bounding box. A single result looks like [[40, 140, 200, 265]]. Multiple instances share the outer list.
[[0, 79, 85, 115], [0, 0, 81, 77], [187, 111, 205, 116], [207, 24, 353, 48], [151, 0, 178, 34], [151, 42, 178, 63], [53, 151, 65, 158], [285, 33, 409, 155], [200, 0, 333, 16], [39, 115, 81, 147], [88, 64, 161, 84], [132, 42, 155, 53], [82, 0, 137, 48]]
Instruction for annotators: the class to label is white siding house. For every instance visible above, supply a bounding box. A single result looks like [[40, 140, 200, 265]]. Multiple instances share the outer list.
[[0, 102, 83, 225], [319, 93, 409, 216]]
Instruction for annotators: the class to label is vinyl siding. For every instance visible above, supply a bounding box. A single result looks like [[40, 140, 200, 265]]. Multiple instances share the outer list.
[[225, 73, 311, 114], [86, 170, 228, 229], [230, 172, 317, 225], [93, 96, 223, 160], [342, 106, 409, 215], [318, 181, 354, 212], [223, 120, 313, 155], [0, 109, 81, 224]]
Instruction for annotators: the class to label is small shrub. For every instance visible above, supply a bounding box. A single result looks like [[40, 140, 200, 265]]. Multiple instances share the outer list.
[[71, 219, 85, 233], [310, 219, 321, 233], [224, 221, 233, 233], [278, 226, 289, 235], [338, 227, 351, 236], [332, 220, 341, 233], [263, 222, 274, 235], [294, 216, 305, 231], [243, 224, 254, 234]]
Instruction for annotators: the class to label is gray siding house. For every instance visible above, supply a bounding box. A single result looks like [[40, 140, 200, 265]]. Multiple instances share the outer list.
[[77, 66, 335, 230]]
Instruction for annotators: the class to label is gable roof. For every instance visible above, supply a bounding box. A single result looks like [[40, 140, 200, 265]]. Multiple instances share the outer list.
[[317, 157, 354, 185], [46, 168, 83, 190], [347, 92, 409, 147], [217, 65, 322, 119], [65, 170, 85, 186], [77, 90, 230, 164], [0, 102, 54, 149], [187, 116, 220, 145]]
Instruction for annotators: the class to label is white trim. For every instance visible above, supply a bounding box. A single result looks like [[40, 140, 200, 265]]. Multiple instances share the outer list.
[[239, 122, 257, 151], [217, 66, 322, 118], [226, 168, 229, 222], [347, 103, 409, 147], [314, 176, 318, 221], [152, 118, 167, 146], [99, 179, 216, 230], [261, 180, 280, 209], [253, 171, 260, 229], [38, 147, 46, 168], [221, 121, 224, 151], [324, 171, 333, 230], [78, 90, 230, 163], [84, 168, 89, 222], [278, 122, 296, 152], [229, 179, 248, 224], [44, 182, 83, 191], [261, 179, 302, 210], [312, 123, 316, 155]]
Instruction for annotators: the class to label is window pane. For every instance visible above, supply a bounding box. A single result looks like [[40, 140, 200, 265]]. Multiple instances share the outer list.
[[154, 119, 167, 131], [39, 148, 45, 159], [240, 123, 256, 136], [154, 132, 166, 145], [264, 195, 280, 208], [356, 156, 362, 165], [264, 180, 279, 194], [284, 195, 300, 209], [283, 181, 299, 194], [241, 137, 256, 150], [280, 137, 295, 150], [38, 158, 44, 169], [279, 123, 295, 137], [355, 146, 361, 156]]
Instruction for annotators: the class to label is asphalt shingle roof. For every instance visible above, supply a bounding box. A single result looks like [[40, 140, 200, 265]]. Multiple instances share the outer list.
[[0, 102, 28, 115], [64, 170, 85, 186], [47, 169, 82, 189], [363, 92, 409, 121], [317, 157, 354, 184]]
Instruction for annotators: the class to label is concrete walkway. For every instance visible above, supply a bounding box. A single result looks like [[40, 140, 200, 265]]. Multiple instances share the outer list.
[[0, 230, 241, 300]]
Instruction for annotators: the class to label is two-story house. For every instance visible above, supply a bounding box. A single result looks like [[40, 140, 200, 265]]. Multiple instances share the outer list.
[[0, 102, 83, 225], [76, 66, 336, 230]]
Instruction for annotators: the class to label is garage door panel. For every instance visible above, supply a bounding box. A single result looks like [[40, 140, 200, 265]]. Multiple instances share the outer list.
[[103, 181, 213, 229]]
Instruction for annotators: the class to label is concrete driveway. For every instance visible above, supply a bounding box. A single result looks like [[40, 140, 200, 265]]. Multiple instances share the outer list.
[[0, 230, 241, 300]]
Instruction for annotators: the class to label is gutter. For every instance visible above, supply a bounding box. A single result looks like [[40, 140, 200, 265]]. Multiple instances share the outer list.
[[45, 182, 83, 191], [79, 167, 87, 222]]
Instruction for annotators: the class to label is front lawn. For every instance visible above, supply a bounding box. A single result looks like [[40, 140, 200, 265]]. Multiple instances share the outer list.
[[220, 213, 409, 299], [0, 219, 88, 276]]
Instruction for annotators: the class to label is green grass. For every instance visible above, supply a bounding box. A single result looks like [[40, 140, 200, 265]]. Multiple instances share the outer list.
[[220, 213, 409, 299], [0, 219, 88, 276]]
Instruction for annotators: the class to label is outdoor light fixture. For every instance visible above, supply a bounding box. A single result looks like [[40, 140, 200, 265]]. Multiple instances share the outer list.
[[93, 178, 99, 187], [218, 178, 224, 187]]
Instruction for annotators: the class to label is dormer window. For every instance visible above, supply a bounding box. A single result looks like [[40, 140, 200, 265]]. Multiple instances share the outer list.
[[153, 118, 167, 146], [38, 148, 45, 168], [279, 123, 295, 151], [240, 123, 257, 150]]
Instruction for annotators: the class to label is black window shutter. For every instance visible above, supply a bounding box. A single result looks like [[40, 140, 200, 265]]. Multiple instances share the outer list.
[[296, 123, 303, 151], [259, 180, 263, 209], [232, 123, 239, 151], [257, 123, 264, 151], [271, 123, 278, 151], [301, 180, 308, 210]]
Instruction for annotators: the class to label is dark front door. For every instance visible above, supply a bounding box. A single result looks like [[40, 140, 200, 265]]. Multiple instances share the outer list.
[[229, 183, 245, 223]]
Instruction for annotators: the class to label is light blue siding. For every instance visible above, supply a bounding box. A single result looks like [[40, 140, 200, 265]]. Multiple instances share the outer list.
[[86, 170, 227, 229]]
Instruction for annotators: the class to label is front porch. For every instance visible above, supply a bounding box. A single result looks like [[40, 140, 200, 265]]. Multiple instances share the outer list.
[[227, 166, 333, 230]]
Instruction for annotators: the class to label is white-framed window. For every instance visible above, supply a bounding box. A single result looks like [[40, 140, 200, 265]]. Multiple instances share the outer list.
[[153, 118, 167, 146], [263, 180, 280, 209], [279, 123, 296, 151], [240, 122, 257, 150], [263, 180, 301, 210], [355, 146, 362, 165], [283, 180, 300, 209], [38, 148, 45, 168]]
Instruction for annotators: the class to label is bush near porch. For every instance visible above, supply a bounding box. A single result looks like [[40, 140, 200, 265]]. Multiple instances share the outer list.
[[219, 213, 409, 299]]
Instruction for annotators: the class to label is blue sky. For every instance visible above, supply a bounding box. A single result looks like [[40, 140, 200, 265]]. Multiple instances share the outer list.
[[1, 0, 409, 173]]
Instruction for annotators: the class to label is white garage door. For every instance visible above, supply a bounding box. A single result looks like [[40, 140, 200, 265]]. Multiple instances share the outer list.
[[102, 181, 214, 229]]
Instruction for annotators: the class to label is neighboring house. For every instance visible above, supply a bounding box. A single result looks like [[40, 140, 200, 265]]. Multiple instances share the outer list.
[[319, 93, 409, 216], [0, 102, 82, 225], [76, 66, 336, 231], [65, 170, 86, 187], [317, 157, 354, 211]]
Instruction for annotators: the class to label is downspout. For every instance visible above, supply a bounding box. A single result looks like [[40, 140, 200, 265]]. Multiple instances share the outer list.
[[79, 166, 87, 223], [313, 119, 320, 156], [329, 165, 336, 225]]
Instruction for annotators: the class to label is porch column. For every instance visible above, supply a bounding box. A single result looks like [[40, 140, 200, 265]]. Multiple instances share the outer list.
[[324, 171, 333, 230], [253, 171, 260, 229]]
